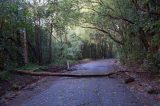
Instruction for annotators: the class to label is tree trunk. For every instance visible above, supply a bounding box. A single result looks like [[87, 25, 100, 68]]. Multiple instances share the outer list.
[[16, 70, 119, 77], [48, 23, 53, 63], [139, 28, 150, 51], [23, 28, 29, 64], [16, 70, 145, 77], [35, 17, 42, 65]]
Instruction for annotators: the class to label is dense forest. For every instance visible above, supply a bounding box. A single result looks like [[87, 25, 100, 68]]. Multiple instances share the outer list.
[[0, 0, 160, 79]]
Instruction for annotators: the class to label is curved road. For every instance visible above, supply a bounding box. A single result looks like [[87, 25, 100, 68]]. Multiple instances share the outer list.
[[5, 59, 158, 106]]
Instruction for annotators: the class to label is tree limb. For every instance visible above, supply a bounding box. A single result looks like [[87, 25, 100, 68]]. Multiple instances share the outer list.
[[81, 26, 124, 45], [89, 8, 134, 24]]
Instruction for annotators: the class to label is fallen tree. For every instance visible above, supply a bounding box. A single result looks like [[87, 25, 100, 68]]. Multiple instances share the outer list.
[[15, 70, 145, 78], [16, 70, 117, 77]]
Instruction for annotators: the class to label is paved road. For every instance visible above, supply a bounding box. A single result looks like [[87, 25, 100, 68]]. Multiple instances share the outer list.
[[7, 60, 158, 106]]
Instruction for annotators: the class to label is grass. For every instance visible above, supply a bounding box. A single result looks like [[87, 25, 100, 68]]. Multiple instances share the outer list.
[[16, 63, 44, 72], [0, 63, 50, 80], [17, 63, 40, 70]]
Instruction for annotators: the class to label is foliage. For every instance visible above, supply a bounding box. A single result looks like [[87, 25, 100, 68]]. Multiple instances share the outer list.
[[0, 0, 82, 74], [16, 63, 40, 71], [79, 0, 160, 72]]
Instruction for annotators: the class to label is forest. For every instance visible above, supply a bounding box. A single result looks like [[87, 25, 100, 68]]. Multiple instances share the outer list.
[[1, 0, 159, 75], [0, 0, 160, 105]]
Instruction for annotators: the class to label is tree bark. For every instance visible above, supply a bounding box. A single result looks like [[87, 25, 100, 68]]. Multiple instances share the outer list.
[[16, 70, 146, 77], [48, 23, 53, 63], [16, 70, 118, 77], [23, 28, 29, 64], [35, 17, 42, 65]]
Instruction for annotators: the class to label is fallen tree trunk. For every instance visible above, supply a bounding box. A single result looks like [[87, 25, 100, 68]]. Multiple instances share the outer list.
[[16, 70, 120, 77], [15, 70, 147, 78]]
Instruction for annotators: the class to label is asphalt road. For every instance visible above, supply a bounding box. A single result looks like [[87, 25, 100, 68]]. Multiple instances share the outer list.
[[6, 59, 159, 106]]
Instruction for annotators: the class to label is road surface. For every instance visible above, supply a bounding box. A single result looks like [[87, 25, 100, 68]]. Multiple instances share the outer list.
[[5, 59, 159, 106]]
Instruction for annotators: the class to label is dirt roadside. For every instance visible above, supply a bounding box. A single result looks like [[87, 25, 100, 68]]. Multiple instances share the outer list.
[[113, 61, 160, 102], [0, 65, 66, 105]]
